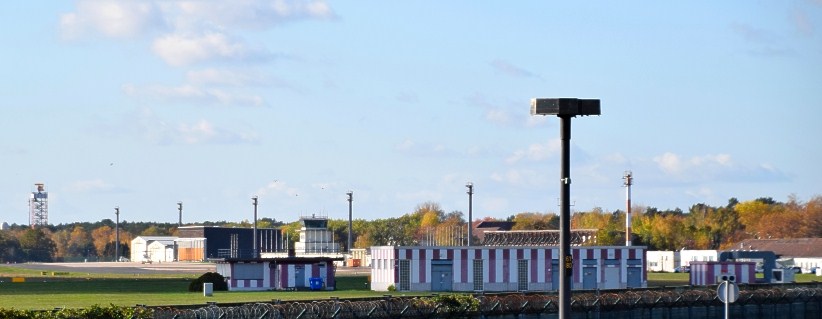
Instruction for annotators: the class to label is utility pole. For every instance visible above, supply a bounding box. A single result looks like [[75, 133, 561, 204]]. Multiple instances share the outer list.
[[623, 171, 633, 246]]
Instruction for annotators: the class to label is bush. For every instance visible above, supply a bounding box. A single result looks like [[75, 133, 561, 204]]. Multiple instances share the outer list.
[[387, 284, 396, 292], [188, 272, 228, 292]]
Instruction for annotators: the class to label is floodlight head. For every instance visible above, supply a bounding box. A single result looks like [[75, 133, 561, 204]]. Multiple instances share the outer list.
[[530, 98, 601, 116]]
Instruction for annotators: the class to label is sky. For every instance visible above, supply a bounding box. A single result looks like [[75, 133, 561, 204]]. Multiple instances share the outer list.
[[1, 1, 820, 226]]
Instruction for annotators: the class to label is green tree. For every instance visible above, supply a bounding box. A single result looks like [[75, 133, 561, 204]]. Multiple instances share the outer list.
[[0, 230, 22, 263], [18, 228, 56, 262]]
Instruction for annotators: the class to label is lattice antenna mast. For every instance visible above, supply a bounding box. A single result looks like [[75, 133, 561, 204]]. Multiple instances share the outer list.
[[29, 183, 48, 227]]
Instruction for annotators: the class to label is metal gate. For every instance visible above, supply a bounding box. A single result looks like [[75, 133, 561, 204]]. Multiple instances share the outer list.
[[517, 260, 528, 291], [431, 259, 453, 291], [398, 260, 410, 291]]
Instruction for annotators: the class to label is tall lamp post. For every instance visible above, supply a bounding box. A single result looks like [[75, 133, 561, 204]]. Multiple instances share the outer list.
[[252, 196, 258, 258], [346, 191, 353, 253], [114, 206, 120, 262], [465, 182, 473, 246], [623, 171, 633, 246], [177, 201, 183, 227], [530, 98, 600, 319]]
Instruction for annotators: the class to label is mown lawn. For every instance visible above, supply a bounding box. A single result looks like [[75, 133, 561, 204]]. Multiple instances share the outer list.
[[0, 275, 392, 310]]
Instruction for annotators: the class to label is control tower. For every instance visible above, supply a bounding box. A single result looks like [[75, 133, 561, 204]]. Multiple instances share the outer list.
[[29, 183, 48, 227]]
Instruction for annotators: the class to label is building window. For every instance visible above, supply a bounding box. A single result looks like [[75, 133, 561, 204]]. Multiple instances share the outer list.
[[399, 260, 410, 291], [473, 259, 484, 291], [517, 260, 528, 291]]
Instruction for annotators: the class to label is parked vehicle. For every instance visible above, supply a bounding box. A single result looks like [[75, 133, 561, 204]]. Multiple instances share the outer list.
[[674, 266, 690, 273]]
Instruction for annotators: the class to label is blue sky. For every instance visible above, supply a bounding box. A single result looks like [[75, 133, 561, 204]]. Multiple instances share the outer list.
[[1, 1, 820, 225]]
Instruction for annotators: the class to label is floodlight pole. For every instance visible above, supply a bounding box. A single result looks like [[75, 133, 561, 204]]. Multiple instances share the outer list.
[[177, 201, 183, 227], [530, 98, 600, 319], [252, 196, 258, 258], [115, 206, 120, 262], [558, 115, 573, 318], [466, 182, 473, 246], [347, 191, 353, 252]]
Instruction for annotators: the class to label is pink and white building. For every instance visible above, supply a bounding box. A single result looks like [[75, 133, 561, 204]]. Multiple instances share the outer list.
[[689, 261, 756, 286], [216, 257, 339, 291], [371, 246, 647, 292]]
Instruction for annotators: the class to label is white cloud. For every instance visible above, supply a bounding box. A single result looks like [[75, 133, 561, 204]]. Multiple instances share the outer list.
[[175, 119, 259, 144], [61, 0, 335, 65], [171, 0, 335, 30], [60, 0, 162, 40], [485, 109, 512, 126], [490, 59, 536, 78], [120, 107, 259, 145], [255, 180, 301, 198], [186, 68, 266, 86], [490, 168, 546, 187], [505, 140, 561, 164], [652, 152, 788, 183], [152, 32, 267, 66], [122, 83, 265, 107]]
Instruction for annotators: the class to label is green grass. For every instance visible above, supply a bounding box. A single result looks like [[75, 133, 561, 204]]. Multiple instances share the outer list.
[[0, 276, 399, 310], [0, 265, 199, 279]]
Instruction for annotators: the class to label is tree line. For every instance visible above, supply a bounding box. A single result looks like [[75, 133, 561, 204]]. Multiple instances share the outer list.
[[1, 195, 819, 263]]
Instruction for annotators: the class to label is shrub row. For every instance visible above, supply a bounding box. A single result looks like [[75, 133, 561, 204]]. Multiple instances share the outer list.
[[0, 304, 150, 319]]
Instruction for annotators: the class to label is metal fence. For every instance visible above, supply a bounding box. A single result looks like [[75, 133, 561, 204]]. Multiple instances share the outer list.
[[145, 285, 822, 319]]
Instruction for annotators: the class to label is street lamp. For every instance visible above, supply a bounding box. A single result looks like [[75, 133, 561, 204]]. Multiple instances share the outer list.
[[465, 182, 473, 246], [114, 206, 120, 262], [530, 97, 600, 319], [252, 196, 258, 258], [346, 191, 353, 253]]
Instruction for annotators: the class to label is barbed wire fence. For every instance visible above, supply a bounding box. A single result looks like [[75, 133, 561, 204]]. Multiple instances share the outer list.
[[141, 285, 822, 319]]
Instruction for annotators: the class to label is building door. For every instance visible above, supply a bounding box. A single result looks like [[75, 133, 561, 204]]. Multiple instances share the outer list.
[[582, 267, 597, 290], [551, 260, 560, 291], [602, 267, 620, 289], [294, 265, 305, 288], [431, 260, 453, 292], [627, 267, 642, 288]]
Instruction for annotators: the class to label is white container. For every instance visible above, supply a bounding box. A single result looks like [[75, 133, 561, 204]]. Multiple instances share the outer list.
[[816, 267, 821, 276], [203, 283, 213, 296]]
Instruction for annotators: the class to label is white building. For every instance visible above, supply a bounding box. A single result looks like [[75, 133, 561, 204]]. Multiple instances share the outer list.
[[646, 251, 679, 272], [131, 236, 178, 263], [680, 249, 718, 266], [146, 240, 176, 263]]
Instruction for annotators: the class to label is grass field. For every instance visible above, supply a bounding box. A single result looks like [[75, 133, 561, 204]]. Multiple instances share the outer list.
[[1, 266, 819, 310], [0, 275, 391, 310]]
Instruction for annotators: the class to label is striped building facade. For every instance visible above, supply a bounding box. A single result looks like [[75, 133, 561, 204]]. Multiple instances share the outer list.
[[371, 246, 647, 292], [689, 261, 756, 286], [216, 257, 338, 291]]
